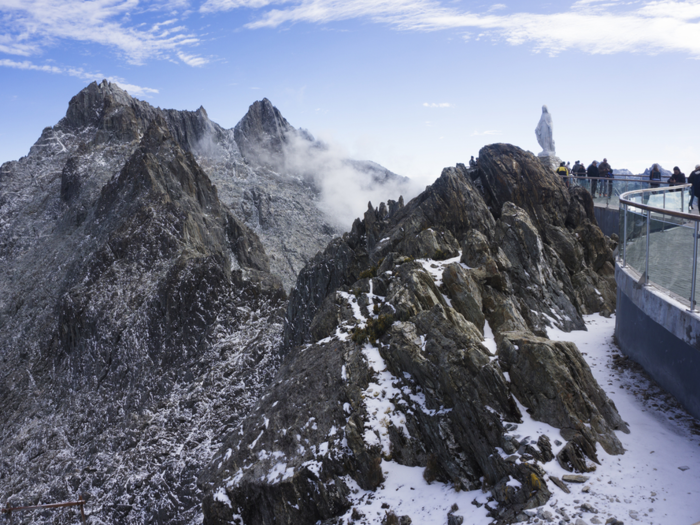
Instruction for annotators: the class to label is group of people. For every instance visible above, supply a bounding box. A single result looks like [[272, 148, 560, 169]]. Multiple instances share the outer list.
[[650, 164, 700, 211], [556, 158, 613, 197], [470, 153, 700, 212], [554, 159, 700, 213]]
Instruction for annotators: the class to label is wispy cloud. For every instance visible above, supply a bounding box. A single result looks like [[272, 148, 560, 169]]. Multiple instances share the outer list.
[[200, 0, 282, 13], [209, 0, 700, 58], [177, 52, 209, 66], [423, 102, 452, 108], [0, 58, 158, 97], [0, 0, 199, 64]]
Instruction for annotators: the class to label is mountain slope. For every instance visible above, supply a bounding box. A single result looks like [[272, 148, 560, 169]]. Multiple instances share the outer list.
[[0, 80, 410, 524], [201, 149, 624, 525], [0, 98, 285, 525]]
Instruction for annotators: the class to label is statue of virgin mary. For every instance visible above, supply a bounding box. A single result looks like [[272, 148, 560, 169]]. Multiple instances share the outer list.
[[535, 105, 556, 157]]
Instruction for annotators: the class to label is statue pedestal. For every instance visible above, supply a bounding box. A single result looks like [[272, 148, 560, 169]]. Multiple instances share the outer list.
[[538, 155, 563, 172]]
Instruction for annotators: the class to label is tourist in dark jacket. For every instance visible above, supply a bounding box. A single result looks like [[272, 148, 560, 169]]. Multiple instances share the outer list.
[[587, 161, 599, 197], [689, 165, 700, 211], [649, 164, 662, 189], [599, 158, 613, 197], [572, 161, 585, 180], [668, 166, 686, 193]]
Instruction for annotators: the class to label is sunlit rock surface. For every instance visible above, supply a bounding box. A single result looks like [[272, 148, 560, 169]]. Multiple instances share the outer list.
[[202, 155, 625, 525]]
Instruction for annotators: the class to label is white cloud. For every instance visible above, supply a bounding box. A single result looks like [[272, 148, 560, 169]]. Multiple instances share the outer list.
[[0, 58, 159, 97], [471, 129, 501, 136], [200, 0, 282, 13], [0, 0, 199, 64], [209, 0, 700, 58], [281, 132, 422, 229], [177, 52, 209, 66], [423, 102, 452, 108]]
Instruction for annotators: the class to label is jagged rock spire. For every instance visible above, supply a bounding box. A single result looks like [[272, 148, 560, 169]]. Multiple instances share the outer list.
[[234, 98, 304, 169]]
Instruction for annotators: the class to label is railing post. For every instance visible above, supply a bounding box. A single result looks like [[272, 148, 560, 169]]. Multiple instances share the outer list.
[[691, 222, 699, 312], [682, 189, 685, 212], [645, 209, 651, 285], [623, 204, 628, 267]]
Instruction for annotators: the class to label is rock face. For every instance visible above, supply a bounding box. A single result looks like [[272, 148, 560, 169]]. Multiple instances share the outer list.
[[19, 80, 404, 292], [233, 98, 305, 170], [202, 152, 626, 524], [0, 110, 285, 524], [2, 81, 624, 525]]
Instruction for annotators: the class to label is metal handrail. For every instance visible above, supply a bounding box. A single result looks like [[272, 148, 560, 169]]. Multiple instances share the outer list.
[[567, 175, 671, 183], [619, 183, 700, 312], [563, 175, 676, 209], [618, 184, 693, 220]]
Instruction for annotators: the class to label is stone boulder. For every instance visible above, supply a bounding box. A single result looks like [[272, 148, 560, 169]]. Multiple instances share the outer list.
[[478, 143, 570, 234], [498, 332, 629, 465]]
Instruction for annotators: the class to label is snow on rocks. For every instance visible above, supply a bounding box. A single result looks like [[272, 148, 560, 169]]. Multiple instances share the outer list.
[[538, 314, 700, 525]]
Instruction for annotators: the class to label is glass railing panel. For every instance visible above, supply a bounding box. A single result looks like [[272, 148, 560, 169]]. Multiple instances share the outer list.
[[624, 205, 648, 276], [646, 214, 695, 301]]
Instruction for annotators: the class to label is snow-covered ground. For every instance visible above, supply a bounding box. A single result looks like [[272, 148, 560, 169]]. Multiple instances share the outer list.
[[543, 314, 700, 525], [335, 311, 700, 524]]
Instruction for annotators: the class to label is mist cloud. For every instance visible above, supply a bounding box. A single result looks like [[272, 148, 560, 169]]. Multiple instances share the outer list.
[[281, 132, 425, 230]]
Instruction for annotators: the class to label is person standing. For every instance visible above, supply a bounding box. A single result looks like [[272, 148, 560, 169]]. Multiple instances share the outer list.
[[668, 166, 686, 189], [599, 158, 613, 197], [556, 161, 570, 187], [469, 156, 477, 169], [689, 165, 700, 211], [587, 160, 599, 197], [649, 164, 662, 189]]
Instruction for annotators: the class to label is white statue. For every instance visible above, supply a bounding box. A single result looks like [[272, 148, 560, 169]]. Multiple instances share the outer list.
[[535, 105, 556, 157]]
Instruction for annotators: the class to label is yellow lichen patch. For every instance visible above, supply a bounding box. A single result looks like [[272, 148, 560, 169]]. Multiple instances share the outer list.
[[530, 473, 542, 490]]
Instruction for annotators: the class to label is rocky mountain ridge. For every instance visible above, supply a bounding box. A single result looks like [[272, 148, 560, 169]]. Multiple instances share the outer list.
[[0, 80, 405, 524], [201, 146, 625, 525], [1, 81, 625, 525], [6, 80, 405, 291]]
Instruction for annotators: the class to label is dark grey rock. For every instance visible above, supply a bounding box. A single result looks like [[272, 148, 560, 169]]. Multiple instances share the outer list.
[[499, 331, 628, 464], [442, 263, 486, 333], [447, 513, 464, 525], [0, 109, 286, 524]]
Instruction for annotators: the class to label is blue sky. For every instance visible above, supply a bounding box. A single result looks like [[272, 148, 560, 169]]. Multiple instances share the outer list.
[[1, 0, 700, 183]]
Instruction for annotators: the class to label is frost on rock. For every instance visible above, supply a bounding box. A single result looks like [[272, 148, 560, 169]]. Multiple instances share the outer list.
[[1, 83, 626, 525], [0, 83, 287, 525], [203, 158, 625, 524]]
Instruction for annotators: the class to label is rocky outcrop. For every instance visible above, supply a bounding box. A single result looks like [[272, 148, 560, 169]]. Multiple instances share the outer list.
[[498, 332, 629, 459], [478, 144, 617, 316], [0, 114, 285, 524], [202, 147, 627, 524]]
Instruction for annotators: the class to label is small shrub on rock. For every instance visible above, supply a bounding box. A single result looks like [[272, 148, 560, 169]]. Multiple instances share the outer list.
[[432, 249, 452, 261], [359, 266, 377, 279], [351, 314, 395, 345]]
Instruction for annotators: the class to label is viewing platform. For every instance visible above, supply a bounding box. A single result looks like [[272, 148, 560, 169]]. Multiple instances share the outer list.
[[612, 182, 700, 420]]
